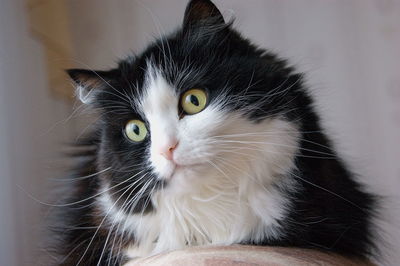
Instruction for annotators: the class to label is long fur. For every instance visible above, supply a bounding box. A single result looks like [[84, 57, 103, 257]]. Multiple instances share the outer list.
[[51, 0, 377, 265]]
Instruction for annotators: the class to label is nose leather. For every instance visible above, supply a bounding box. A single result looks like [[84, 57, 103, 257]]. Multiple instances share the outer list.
[[161, 140, 178, 161]]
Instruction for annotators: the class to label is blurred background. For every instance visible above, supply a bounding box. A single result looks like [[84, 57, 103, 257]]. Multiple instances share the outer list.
[[0, 0, 399, 265]]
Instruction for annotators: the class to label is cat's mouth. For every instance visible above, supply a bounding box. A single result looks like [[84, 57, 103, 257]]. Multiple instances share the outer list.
[[169, 163, 187, 179], [166, 162, 202, 180], [170, 164, 180, 178]]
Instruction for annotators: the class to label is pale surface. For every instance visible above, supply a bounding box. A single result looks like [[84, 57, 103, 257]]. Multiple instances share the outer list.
[[0, 1, 399, 265], [128, 245, 374, 266]]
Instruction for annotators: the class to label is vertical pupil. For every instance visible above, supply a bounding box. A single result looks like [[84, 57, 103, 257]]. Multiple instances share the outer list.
[[190, 95, 199, 106], [132, 124, 140, 135]]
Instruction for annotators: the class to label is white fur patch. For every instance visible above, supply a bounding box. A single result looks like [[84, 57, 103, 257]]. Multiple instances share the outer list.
[[76, 85, 97, 104], [97, 66, 301, 259]]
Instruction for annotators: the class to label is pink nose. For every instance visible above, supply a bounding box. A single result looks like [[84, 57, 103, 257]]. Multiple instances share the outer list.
[[160, 141, 178, 161]]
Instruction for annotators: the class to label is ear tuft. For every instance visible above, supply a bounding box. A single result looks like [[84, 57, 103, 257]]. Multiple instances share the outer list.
[[183, 0, 225, 27], [66, 69, 108, 104]]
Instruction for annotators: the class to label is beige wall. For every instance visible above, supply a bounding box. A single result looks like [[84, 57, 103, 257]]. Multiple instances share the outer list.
[[1, 0, 399, 265], [66, 3, 400, 263], [0, 0, 74, 265]]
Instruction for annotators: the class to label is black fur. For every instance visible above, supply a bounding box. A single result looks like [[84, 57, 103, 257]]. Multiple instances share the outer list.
[[50, 0, 377, 265]]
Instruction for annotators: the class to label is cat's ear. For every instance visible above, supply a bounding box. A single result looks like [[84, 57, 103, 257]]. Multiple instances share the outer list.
[[183, 0, 225, 28], [67, 69, 112, 105]]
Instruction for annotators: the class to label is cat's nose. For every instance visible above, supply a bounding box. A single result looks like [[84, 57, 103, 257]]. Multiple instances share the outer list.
[[160, 140, 179, 161]]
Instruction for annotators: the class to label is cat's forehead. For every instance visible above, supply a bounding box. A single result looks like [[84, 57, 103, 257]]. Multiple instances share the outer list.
[[126, 57, 205, 108], [139, 64, 178, 118]]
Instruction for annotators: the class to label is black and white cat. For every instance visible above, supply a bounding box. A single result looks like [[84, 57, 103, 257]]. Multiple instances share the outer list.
[[53, 0, 377, 265]]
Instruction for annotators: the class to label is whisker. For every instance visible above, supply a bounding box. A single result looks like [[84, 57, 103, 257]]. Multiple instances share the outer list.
[[105, 178, 149, 265], [54, 167, 112, 182], [18, 170, 146, 207], [75, 176, 147, 266], [209, 139, 335, 157], [217, 144, 335, 160], [272, 162, 366, 212], [96, 174, 150, 265]]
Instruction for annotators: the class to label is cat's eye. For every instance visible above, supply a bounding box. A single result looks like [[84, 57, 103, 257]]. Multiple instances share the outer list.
[[125, 120, 148, 142], [181, 89, 207, 115]]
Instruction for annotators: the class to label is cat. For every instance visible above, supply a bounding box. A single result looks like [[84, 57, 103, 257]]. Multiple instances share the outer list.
[[51, 0, 377, 265]]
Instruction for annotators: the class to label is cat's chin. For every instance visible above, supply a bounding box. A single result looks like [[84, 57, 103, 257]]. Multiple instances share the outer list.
[[164, 163, 198, 179], [157, 158, 202, 179], [161, 163, 208, 192]]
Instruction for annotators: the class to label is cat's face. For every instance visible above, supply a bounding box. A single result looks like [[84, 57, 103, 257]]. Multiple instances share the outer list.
[[68, 0, 301, 212], [139, 66, 298, 195]]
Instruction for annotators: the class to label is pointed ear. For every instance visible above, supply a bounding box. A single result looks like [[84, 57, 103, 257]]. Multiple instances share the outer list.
[[183, 0, 225, 28], [67, 69, 112, 104]]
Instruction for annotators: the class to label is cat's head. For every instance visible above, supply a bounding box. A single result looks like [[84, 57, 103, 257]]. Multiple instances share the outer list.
[[68, 0, 302, 212]]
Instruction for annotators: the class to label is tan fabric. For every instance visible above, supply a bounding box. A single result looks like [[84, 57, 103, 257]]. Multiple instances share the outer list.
[[27, 0, 74, 100], [129, 245, 374, 266]]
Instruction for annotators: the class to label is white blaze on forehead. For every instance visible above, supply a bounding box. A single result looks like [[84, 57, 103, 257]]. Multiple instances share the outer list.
[[140, 67, 178, 124], [139, 66, 179, 177]]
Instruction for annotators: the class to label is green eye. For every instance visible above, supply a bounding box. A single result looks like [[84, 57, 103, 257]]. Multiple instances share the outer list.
[[181, 89, 207, 115], [125, 120, 148, 142]]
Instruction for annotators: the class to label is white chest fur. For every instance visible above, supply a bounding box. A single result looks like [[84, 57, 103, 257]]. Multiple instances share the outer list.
[[125, 180, 291, 259], [98, 152, 297, 260]]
